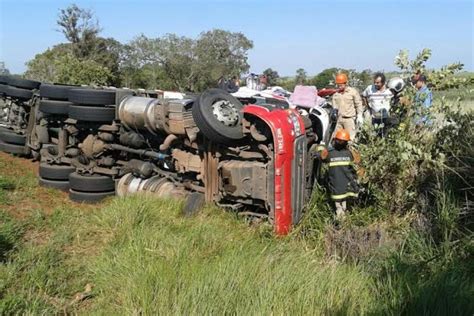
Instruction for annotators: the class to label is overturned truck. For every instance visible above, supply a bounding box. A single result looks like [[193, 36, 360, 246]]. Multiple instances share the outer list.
[[71, 88, 335, 235], [0, 77, 336, 235]]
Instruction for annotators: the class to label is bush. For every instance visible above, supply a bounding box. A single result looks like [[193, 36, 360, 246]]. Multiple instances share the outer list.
[[295, 51, 473, 315]]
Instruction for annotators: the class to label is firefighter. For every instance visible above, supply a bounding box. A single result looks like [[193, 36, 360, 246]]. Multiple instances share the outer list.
[[332, 73, 364, 141], [317, 129, 360, 220]]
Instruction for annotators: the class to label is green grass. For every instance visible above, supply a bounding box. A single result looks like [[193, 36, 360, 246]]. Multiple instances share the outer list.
[[435, 88, 474, 113], [0, 157, 472, 315]]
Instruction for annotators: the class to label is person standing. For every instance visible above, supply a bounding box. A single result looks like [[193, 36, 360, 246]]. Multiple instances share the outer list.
[[332, 73, 364, 140], [316, 129, 360, 220], [413, 74, 432, 108], [412, 74, 433, 124], [362, 72, 393, 125]]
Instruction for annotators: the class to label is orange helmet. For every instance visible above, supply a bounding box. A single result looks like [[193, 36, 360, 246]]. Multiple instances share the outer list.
[[335, 129, 350, 141], [335, 73, 348, 84]]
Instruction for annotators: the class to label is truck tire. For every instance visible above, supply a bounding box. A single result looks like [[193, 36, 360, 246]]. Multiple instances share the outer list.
[[68, 105, 115, 122], [39, 178, 70, 192], [5, 86, 33, 100], [192, 88, 244, 145], [40, 84, 75, 100], [0, 131, 26, 145], [7, 77, 41, 90], [68, 89, 116, 106], [69, 189, 115, 203], [39, 163, 75, 180], [39, 100, 72, 115], [69, 172, 115, 192], [0, 141, 27, 155], [182, 192, 205, 216]]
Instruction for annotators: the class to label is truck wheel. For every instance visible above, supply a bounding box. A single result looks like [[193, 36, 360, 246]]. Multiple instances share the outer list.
[[5, 86, 33, 100], [69, 172, 115, 192], [68, 89, 116, 106], [69, 189, 115, 203], [40, 84, 75, 100], [39, 100, 72, 115], [39, 163, 75, 180], [39, 178, 70, 192], [68, 105, 115, 122], [7, 77, 41, 90], [0, 141, 27, 155], [182, 192, 205, 216], [0, 131, 26, 145], [192, 89, 244, 145]]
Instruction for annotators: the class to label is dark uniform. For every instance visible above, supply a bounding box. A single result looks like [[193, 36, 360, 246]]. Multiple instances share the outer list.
[[326, 147, 359, 201]]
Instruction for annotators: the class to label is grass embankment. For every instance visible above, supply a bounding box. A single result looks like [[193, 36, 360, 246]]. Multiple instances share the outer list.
[[0, 152, 473, 315]]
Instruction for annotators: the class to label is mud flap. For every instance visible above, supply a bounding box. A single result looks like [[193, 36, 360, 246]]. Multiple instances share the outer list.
[[203, 141, 219, 203]]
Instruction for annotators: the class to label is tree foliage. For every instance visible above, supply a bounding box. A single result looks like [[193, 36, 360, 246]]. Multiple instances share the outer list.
[[57, 4, 101, 59], [25, 4, 122, 86], [311, 67, 338, 89], [295, 68, 307, 85], [194, 29, 253, 90], [395, 49, 468, 90], [125, 30, 253, 91], [25, 44, 70, 83], [28, 7, 253, 90], [24, 44, 112, 85], [262, 68, 280, 86], [357, 49, 472, 223]]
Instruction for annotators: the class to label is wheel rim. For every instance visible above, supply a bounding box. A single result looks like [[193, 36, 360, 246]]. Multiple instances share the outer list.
[[212, 100, 240, 127]]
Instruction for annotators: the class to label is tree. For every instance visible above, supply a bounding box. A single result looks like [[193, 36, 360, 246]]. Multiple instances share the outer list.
[[357, 69, 373, 88], [56, 4, 100, 59], [395, 49, 468, 90], [124, 30, 253, 92], [126, 34, 195, 90], [295, 68, 307, 85], [262, 68, 279, 86], [24, 44, 112, 85], [311, 67, 338, 88], [193, 29, 253, 91], [88, 37, 125, 86], [25, 44, 70, 82], [54, 53, 112, 85], [42, 4, 122, 86]]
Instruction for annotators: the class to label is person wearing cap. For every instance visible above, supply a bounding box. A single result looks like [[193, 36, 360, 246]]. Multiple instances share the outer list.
[[362, 72, 393, 126], [413, 74, 432, 108], [412, 74, 433, 124], [331, 73, 364, 140], [316, 129, 360, 220]]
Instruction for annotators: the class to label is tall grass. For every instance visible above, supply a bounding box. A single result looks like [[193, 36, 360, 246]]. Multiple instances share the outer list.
[[0, 101, 473, 316], [91, 197, 377, 315], [1, 187, 471, 314]]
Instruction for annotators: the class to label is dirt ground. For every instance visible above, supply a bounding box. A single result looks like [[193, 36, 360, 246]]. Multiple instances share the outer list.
[[0, 152, 94, 219]]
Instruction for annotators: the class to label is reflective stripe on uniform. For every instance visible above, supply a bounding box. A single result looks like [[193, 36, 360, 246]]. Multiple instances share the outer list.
[[328, 161, 352, 167], [331, 192, 358, 200]]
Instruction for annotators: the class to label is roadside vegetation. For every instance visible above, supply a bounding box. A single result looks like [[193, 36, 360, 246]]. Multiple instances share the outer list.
[[1, 52, 473, 313], [1, 149, 471, 314], [0, 3, 472, 315]]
